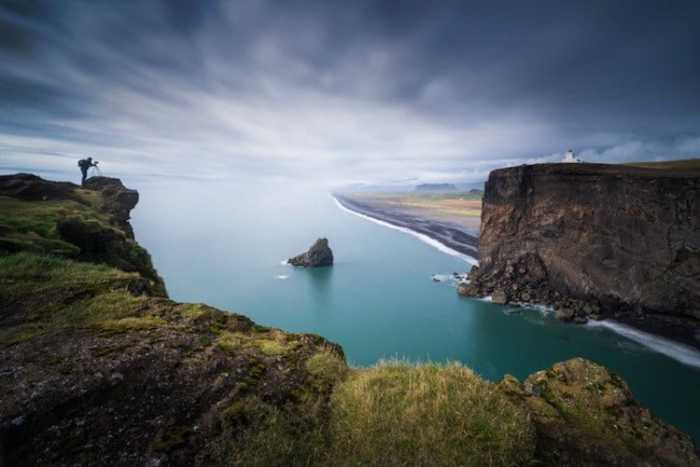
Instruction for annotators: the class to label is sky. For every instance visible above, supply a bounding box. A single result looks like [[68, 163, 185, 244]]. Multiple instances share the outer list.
[[1, 0, 699, 187]]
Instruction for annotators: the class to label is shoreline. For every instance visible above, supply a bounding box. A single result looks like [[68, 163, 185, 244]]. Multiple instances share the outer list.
[[333, 194, 479, 265], [335, 193, 700, 365]]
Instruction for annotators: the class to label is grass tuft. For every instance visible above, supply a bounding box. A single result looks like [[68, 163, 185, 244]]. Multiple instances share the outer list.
[[328, 360, 535, 466], [306, 351, 347, 385]]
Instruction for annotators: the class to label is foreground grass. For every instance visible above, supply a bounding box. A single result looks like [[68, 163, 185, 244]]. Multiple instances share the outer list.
[[219, 358, 534, 467], [328, 360, 534, 466]]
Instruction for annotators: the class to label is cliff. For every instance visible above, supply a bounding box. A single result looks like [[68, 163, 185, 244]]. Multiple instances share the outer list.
[[459, 163, 700, 335], [1, 174, 698, 466]]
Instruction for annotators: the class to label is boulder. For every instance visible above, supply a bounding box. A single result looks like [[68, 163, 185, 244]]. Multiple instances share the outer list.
[[288, 238, 334, 267], [492, 288, 508, 304], [554, 307, 575, 322]]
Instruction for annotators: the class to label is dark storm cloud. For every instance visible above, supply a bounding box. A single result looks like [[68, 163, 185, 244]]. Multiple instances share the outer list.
[[1, 0, 699, 184]]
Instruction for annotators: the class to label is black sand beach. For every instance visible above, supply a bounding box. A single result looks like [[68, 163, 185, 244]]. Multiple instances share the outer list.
[[334, 194, 479, 260]]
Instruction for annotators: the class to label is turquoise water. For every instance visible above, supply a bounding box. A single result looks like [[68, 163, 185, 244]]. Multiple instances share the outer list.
[[131, 181, 700, 442]]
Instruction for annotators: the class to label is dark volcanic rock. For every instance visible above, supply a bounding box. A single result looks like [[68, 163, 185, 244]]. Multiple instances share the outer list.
[[288, 238, 334, 267], [459, 163, 700, 337], [56, 216, 166, 295], [0, 173, 77, 201], [83, 176, 139, 238]]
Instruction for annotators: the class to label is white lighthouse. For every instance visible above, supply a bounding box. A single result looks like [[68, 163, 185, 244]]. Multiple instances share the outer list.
[[562, 149, 582, 163]]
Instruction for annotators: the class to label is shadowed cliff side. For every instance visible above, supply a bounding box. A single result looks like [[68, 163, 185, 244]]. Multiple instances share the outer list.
[[459, 163, 700, 342], [1, 174, 698, 466]]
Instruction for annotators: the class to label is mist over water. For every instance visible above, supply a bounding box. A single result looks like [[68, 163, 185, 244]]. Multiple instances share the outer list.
[[131, 180, 700, 442]]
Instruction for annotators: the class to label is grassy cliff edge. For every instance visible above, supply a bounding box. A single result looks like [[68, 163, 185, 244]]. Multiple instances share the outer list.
[[0, 174, 697, 466]]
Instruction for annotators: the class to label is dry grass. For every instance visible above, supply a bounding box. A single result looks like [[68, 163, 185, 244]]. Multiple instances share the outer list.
[[328, 360, 535, 466], [356, 193, 482, 218]]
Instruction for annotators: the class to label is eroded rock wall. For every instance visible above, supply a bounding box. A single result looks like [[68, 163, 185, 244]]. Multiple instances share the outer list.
[[473, 163, 700, 320]]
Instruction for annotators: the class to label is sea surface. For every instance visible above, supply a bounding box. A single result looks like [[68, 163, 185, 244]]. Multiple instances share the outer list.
[[131, 180, 700, 442]]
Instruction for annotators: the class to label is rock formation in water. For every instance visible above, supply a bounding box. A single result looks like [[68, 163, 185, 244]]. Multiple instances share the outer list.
[[458, 163, 700, 336], [288, 238, 334, 267], [1, 173, 698, 466]]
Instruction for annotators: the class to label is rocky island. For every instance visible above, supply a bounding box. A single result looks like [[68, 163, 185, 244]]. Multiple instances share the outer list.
[[1, 173, 698, 466], [288, 238, 334, 267], [458, 162, 700, 345]]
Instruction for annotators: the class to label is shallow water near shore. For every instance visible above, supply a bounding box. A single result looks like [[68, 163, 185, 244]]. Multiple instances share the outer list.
[[131, 180, 700, 443]]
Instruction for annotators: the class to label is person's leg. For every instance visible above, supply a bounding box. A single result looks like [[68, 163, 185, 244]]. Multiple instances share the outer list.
[[81, 169, 87, 185]]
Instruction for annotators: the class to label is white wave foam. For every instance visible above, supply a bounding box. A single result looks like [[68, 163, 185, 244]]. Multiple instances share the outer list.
[[275, 274, 289, 280], [518, 302, 554, 315], [586, 320, 700, 369], [280, 259, 289, 266], [333, 197, 478, 265], [431, 274, 450, 282]]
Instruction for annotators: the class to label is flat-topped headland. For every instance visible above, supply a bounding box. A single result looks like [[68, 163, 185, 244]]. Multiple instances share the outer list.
[[459, 162, 700, 347]]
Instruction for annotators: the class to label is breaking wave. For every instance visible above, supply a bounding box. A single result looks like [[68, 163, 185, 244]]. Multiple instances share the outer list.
[[587, 320, 700, 369]]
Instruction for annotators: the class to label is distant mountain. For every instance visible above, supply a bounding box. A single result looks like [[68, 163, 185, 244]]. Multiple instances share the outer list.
[[336, 180, 485, 194], [415, 183, 457, 192]]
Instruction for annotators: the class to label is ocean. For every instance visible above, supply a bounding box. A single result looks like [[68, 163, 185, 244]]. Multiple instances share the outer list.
[[131, 180, 700, 442]]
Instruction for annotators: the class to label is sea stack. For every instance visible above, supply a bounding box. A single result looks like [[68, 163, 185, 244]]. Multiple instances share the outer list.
[[288, 238, 334, 267]]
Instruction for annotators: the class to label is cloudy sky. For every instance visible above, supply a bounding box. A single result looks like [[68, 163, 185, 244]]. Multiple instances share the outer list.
[[1, 0, 699, 186]]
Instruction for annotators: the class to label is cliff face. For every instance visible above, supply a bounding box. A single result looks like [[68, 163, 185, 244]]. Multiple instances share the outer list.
[[0, 174, 345, 466], [462, 163, 700, 325], [1, 173, 698, 466]]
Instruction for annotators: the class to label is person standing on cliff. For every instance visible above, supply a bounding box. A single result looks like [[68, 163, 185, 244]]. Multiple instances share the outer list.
[[78, 157, 97, 185]]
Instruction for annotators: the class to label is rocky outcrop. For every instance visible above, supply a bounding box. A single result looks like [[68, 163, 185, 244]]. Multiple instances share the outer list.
[[288, 238, 334, 267], [0, 173, 77, 201], [459, 163, 700, 334], [83, 176, 139, 239], [0, 173, 166, 295], [498, 358, 700, 466]]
